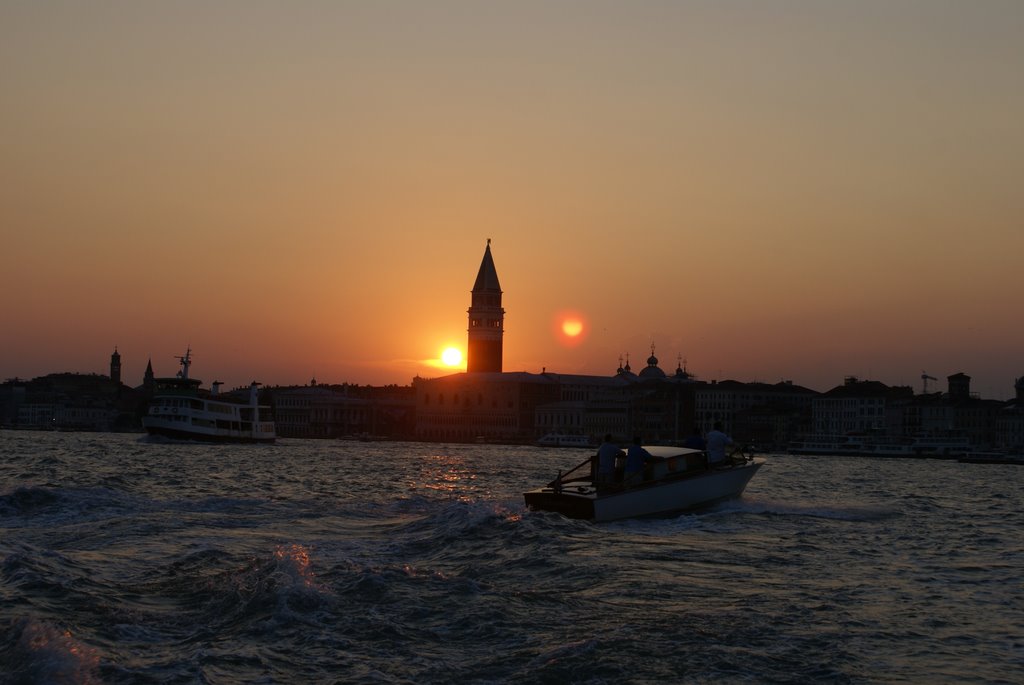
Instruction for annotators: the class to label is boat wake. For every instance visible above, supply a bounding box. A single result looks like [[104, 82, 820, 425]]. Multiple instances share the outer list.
[[708, 497, 898, 522]]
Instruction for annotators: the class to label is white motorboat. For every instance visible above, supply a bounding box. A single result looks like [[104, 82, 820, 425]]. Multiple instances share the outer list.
[[142, 348, 276, 444], [523, 445, 764, 521]]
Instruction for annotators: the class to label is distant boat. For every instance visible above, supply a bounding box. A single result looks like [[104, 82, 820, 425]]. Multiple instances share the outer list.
[[142, 348, 276, 444], [789, 433, 973, 458], [788, 435, 867, 456], [536, 433, 594, 448], [524, 445, 763, 521], [958, 452, 1024, 465]]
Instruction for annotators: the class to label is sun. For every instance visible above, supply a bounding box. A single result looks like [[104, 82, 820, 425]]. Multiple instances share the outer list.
[[441, 347, 463, 367], [554, 311, 588, 347]]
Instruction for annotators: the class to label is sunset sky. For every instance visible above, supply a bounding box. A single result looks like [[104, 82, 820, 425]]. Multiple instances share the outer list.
[[3, 1, 1022, 398]]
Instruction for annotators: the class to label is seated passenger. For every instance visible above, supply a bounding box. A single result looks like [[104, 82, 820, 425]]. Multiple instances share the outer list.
[[682, 427, 706, 450], [624, 436, 656, 485]]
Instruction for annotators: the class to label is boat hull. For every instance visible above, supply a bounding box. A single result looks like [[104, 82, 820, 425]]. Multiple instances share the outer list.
[[142, 419, 276, 444], [524, 459, 763, 522], [958, 453, 1024, 465]]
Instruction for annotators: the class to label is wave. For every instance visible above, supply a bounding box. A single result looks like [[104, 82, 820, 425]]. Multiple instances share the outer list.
[[391, 498, 536, 553], [0, 617, 100, 685], [0, 486, 64, 517], [707, 497, 898, 522], [165, 543, 334, 637]]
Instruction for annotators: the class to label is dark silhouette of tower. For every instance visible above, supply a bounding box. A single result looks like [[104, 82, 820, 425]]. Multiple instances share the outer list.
[[947, 372, 971, 402], [110, 347, 122, 385], [467, 240, 504, 373]]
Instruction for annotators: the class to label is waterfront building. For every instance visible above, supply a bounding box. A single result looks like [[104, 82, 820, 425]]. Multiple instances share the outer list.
[[940, 373, 1003, 449], [272, 382, 414, 439], [273, 384, 360, 439], [693, 378, 816, 450], [995, 376, 1024, 451], [804, 373, 1013, 451], [414, 372, 559, 443], [534, 373, 630, 440], [899, 373, 1001, 448], [0, 368, 136, 431], [811, 377, 914, 436]]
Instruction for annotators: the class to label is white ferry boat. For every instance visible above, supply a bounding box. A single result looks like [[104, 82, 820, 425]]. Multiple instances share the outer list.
[[536, 433, 595, 448], [142, 349, 276, 444], [788, 435, 867, 456], [908, 434, 973, 457], [790, 433, 973, 458]]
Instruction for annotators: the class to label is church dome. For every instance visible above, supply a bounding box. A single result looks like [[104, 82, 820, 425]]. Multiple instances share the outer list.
[[674, 362, 691, 380], [638, 345, 665, 379], [639, 366, 665, 379], [639, 353, 665, 379]]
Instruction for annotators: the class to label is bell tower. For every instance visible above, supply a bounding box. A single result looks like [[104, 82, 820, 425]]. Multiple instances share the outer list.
[[110, 347, 122, 385], [467, 240, 504, 373]]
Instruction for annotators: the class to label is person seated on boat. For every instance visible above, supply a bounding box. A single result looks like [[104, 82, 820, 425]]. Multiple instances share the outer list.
[[682, 427, 706, 450], [706, 422, 734, 468], [624, 436, 656, 486], [595, 434, 623, 489]]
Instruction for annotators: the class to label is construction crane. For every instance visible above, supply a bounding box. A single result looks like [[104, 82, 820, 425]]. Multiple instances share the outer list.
[[921, 372, 937, 394]]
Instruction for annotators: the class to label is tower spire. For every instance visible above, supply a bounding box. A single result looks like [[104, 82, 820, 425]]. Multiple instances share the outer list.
[[467, 240, 504, 373], [110, 346, 122, 385]]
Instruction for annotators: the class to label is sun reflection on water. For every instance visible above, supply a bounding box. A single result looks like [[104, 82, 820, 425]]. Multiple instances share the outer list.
[[414, 454, 486, 502], [20, 620, 100, 683], [274, 543, 319, 589]]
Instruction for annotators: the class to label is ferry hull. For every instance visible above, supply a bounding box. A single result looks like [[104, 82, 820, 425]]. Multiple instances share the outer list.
[[143, 420, 275, 444]]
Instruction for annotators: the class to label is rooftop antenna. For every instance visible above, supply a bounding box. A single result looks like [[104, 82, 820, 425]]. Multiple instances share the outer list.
[[921, 371, 937, 394]]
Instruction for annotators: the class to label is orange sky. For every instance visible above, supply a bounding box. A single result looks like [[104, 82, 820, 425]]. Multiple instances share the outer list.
[[2, 2, 1023, 398]]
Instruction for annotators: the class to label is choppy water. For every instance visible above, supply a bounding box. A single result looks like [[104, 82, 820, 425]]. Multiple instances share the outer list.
[[1, 430, 1022, 684]]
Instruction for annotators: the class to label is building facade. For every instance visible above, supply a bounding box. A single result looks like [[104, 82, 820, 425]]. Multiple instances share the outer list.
[[414, 372, 559, 443]]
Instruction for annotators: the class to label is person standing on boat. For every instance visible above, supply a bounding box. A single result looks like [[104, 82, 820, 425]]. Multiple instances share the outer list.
[[624, 436, 655, 485], [595, 434, 623, 489], [706, 422, 734, 467]]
